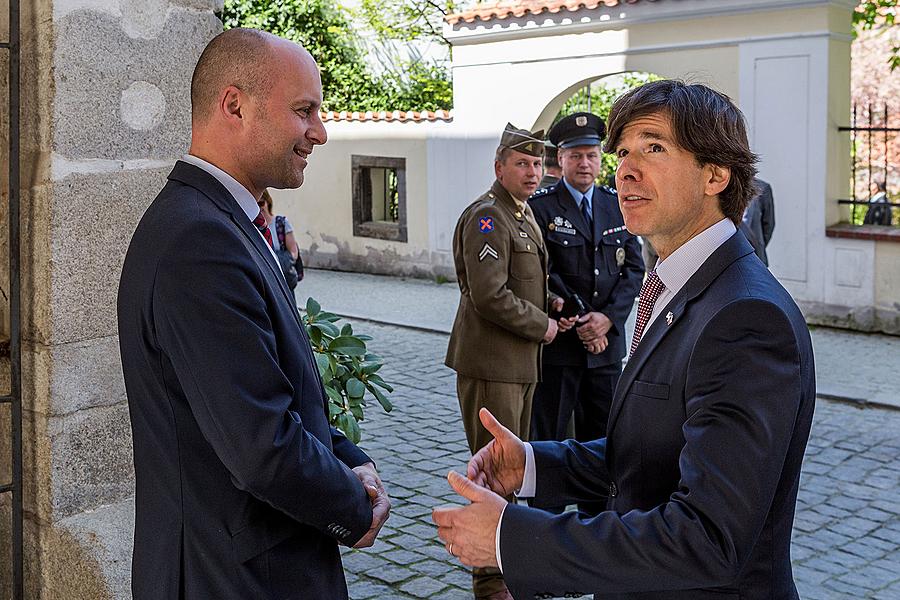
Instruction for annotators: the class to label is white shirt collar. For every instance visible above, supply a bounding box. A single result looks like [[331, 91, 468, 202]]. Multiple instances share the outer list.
[[182, 154, 260, 223], [654, 218, 737, 297]]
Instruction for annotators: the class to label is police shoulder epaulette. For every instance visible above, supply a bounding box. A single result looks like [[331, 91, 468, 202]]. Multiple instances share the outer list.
[[600, 185, 618, 195], [531, 187, 551, 199]]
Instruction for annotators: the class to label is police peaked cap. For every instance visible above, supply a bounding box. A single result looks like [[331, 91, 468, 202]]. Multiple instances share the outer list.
[[548, 112, 607, 149]]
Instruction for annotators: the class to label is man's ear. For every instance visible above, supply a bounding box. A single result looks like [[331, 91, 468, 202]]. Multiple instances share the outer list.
[[494, 160, 502, 180], [220, 85, 244, 125], [705, 163, 730, 197]]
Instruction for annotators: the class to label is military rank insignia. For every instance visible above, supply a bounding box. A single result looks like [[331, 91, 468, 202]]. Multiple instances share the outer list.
[[479, 216, 494, 233], [478, 243, 499, 261], [602, 225, 628, 236]]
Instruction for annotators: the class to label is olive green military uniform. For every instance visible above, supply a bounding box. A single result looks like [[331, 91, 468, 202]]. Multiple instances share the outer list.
[[445, 123, 550, 599], [446, 179, 549, 454]]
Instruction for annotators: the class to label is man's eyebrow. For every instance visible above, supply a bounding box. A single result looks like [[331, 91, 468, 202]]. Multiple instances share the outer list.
[[638, 130, 671, 142]]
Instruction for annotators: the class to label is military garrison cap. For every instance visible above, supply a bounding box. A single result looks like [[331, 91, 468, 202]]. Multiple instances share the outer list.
[[499, 122, 545, 157], [548, 112, 606, 149]]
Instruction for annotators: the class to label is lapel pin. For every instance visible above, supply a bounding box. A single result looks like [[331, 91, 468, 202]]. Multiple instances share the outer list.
[[666, 312, 674, 326]]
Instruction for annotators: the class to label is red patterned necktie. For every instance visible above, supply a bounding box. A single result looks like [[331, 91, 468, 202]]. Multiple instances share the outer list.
[[630, 269, 666, 357], [253, 211, 273, 247]]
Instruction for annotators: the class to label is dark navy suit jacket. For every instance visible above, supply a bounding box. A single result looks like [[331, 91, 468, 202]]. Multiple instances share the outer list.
[[499, 231, 816, 600], [118, 162, 373, 599]]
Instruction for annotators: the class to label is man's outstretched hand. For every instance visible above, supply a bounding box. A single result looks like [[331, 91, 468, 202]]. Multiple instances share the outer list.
[[352, 463, 391, 548], [467, 408, 526, 496], [433, 471, 506, 568]]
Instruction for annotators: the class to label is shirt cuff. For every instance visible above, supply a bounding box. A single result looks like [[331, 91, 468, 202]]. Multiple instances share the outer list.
[[516, 442, 536, 498], [495, 503, 507, 573]]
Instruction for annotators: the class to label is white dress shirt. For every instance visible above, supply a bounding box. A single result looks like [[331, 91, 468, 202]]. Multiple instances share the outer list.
[[496, 217, 738, 571], [181, 154, 279, 265]]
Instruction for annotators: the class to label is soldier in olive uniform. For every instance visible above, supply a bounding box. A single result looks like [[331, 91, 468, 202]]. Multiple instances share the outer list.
[[445, 123, 559, 600], [529, 113, 644, 514]]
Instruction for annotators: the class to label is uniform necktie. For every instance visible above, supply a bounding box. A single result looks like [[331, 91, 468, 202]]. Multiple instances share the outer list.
[[253, 211, 273, 247], [581, 196, 593, 227], [630, 269, 666, 357]]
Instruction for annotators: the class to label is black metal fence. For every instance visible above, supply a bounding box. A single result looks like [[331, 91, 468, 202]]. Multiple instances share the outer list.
[[1, 1, 23, 598], [838, 103, 899, 227]]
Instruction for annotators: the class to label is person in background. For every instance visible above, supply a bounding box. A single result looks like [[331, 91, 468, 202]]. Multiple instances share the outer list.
[[741, 177, 776, 265], [258, 189, 304, 288]]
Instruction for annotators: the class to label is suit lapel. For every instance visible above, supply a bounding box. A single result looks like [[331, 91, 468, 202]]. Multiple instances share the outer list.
[[607, 231, 756, 435], [168, 162, 303, 330]]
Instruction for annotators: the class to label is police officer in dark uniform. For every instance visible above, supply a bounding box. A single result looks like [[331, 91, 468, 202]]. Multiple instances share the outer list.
[[529, 113, 644, 513]]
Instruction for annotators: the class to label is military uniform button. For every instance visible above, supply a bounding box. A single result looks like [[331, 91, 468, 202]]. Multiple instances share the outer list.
[[608, 481, 618, 497], [563, 240, 568, 245], [594, 268, 599, 276], [593, 291, 598, 297]]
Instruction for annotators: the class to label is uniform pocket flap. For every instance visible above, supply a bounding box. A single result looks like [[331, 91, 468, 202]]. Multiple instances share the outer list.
[[629, 380, 670, 399], [545, 233, 585, 247]]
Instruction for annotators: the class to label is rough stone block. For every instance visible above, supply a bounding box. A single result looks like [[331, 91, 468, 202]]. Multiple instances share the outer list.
[[53, 9, 220, 161], [49, 403, 134, 518], [50, 167, 170, 344], [50, 335, 126, 416]]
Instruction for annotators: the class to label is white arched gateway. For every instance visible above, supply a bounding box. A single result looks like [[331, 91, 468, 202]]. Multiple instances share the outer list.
[[288, 0, 898, 333]]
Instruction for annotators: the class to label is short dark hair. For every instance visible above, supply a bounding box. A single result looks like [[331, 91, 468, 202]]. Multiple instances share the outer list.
[[543, 146, 559, 169], [604, 80, 758, 224]]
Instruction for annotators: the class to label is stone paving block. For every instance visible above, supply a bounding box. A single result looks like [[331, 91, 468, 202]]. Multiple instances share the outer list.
[[366, 564, 417, 585], [399, 575, 449, 598]]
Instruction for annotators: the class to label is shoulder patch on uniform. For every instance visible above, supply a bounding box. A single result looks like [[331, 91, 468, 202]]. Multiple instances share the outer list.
[[478, 243, 499, 261], [478, 216, 495, 233]]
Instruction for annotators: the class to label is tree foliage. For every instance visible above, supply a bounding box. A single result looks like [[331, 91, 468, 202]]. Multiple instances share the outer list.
[[355, 0, 457, 46], [854, 0, 899, 70], [555, 73, 663, 183], [222, 0, 452, 111]]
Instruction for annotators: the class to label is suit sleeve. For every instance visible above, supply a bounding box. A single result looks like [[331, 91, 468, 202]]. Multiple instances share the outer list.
[[598, 233, 644, 335], [459, 206, 548, 342], [500, 299, 805, 597], [527, 438, 610, 509], [153, 218, 372, 545]]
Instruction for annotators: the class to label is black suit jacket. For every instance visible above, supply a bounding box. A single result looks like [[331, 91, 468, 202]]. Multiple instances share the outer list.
[[529, 182, 644, 367], [742, 178, 775, 265], [118, 162, 373, 599], [500, 231, 816, 600]]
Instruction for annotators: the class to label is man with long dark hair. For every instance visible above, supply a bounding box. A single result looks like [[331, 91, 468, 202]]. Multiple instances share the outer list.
[[435, 80, 815, 600]]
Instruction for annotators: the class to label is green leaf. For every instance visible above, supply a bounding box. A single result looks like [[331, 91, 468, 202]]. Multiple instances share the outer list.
[[312, 321, 340, 338], [315, 353, 331, 377], [341, 323, 353, 336], [350, 405, 364, 420], [328, 402, 342, 417], [306, 296, 321, 318], [338, 413, 361, 444], [308, 325, 323, 346], [328, 336, 368, 356], [360, 361, 383, 375], [356, 334, 373, 341], [367, 374, 394, 392], [324, 385, 344, 407], [346, 377, 366, 399], [368, 384, 393, 412]]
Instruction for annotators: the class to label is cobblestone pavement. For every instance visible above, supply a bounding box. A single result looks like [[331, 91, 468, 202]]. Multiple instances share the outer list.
[[339, 322, 900, 599]]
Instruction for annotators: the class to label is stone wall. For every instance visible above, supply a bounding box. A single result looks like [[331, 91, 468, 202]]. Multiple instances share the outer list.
[[0, 1, 221, 597]]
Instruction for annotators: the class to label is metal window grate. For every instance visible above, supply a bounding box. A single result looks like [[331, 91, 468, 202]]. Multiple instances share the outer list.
[[838, 103, 899, 227], [1, 1, 24, 599]]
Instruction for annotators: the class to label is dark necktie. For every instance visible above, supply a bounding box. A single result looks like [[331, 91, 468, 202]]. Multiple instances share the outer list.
[[253, 211, 273, 247], [581, 196, 592, 228], [630, 269, 666, 357]]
